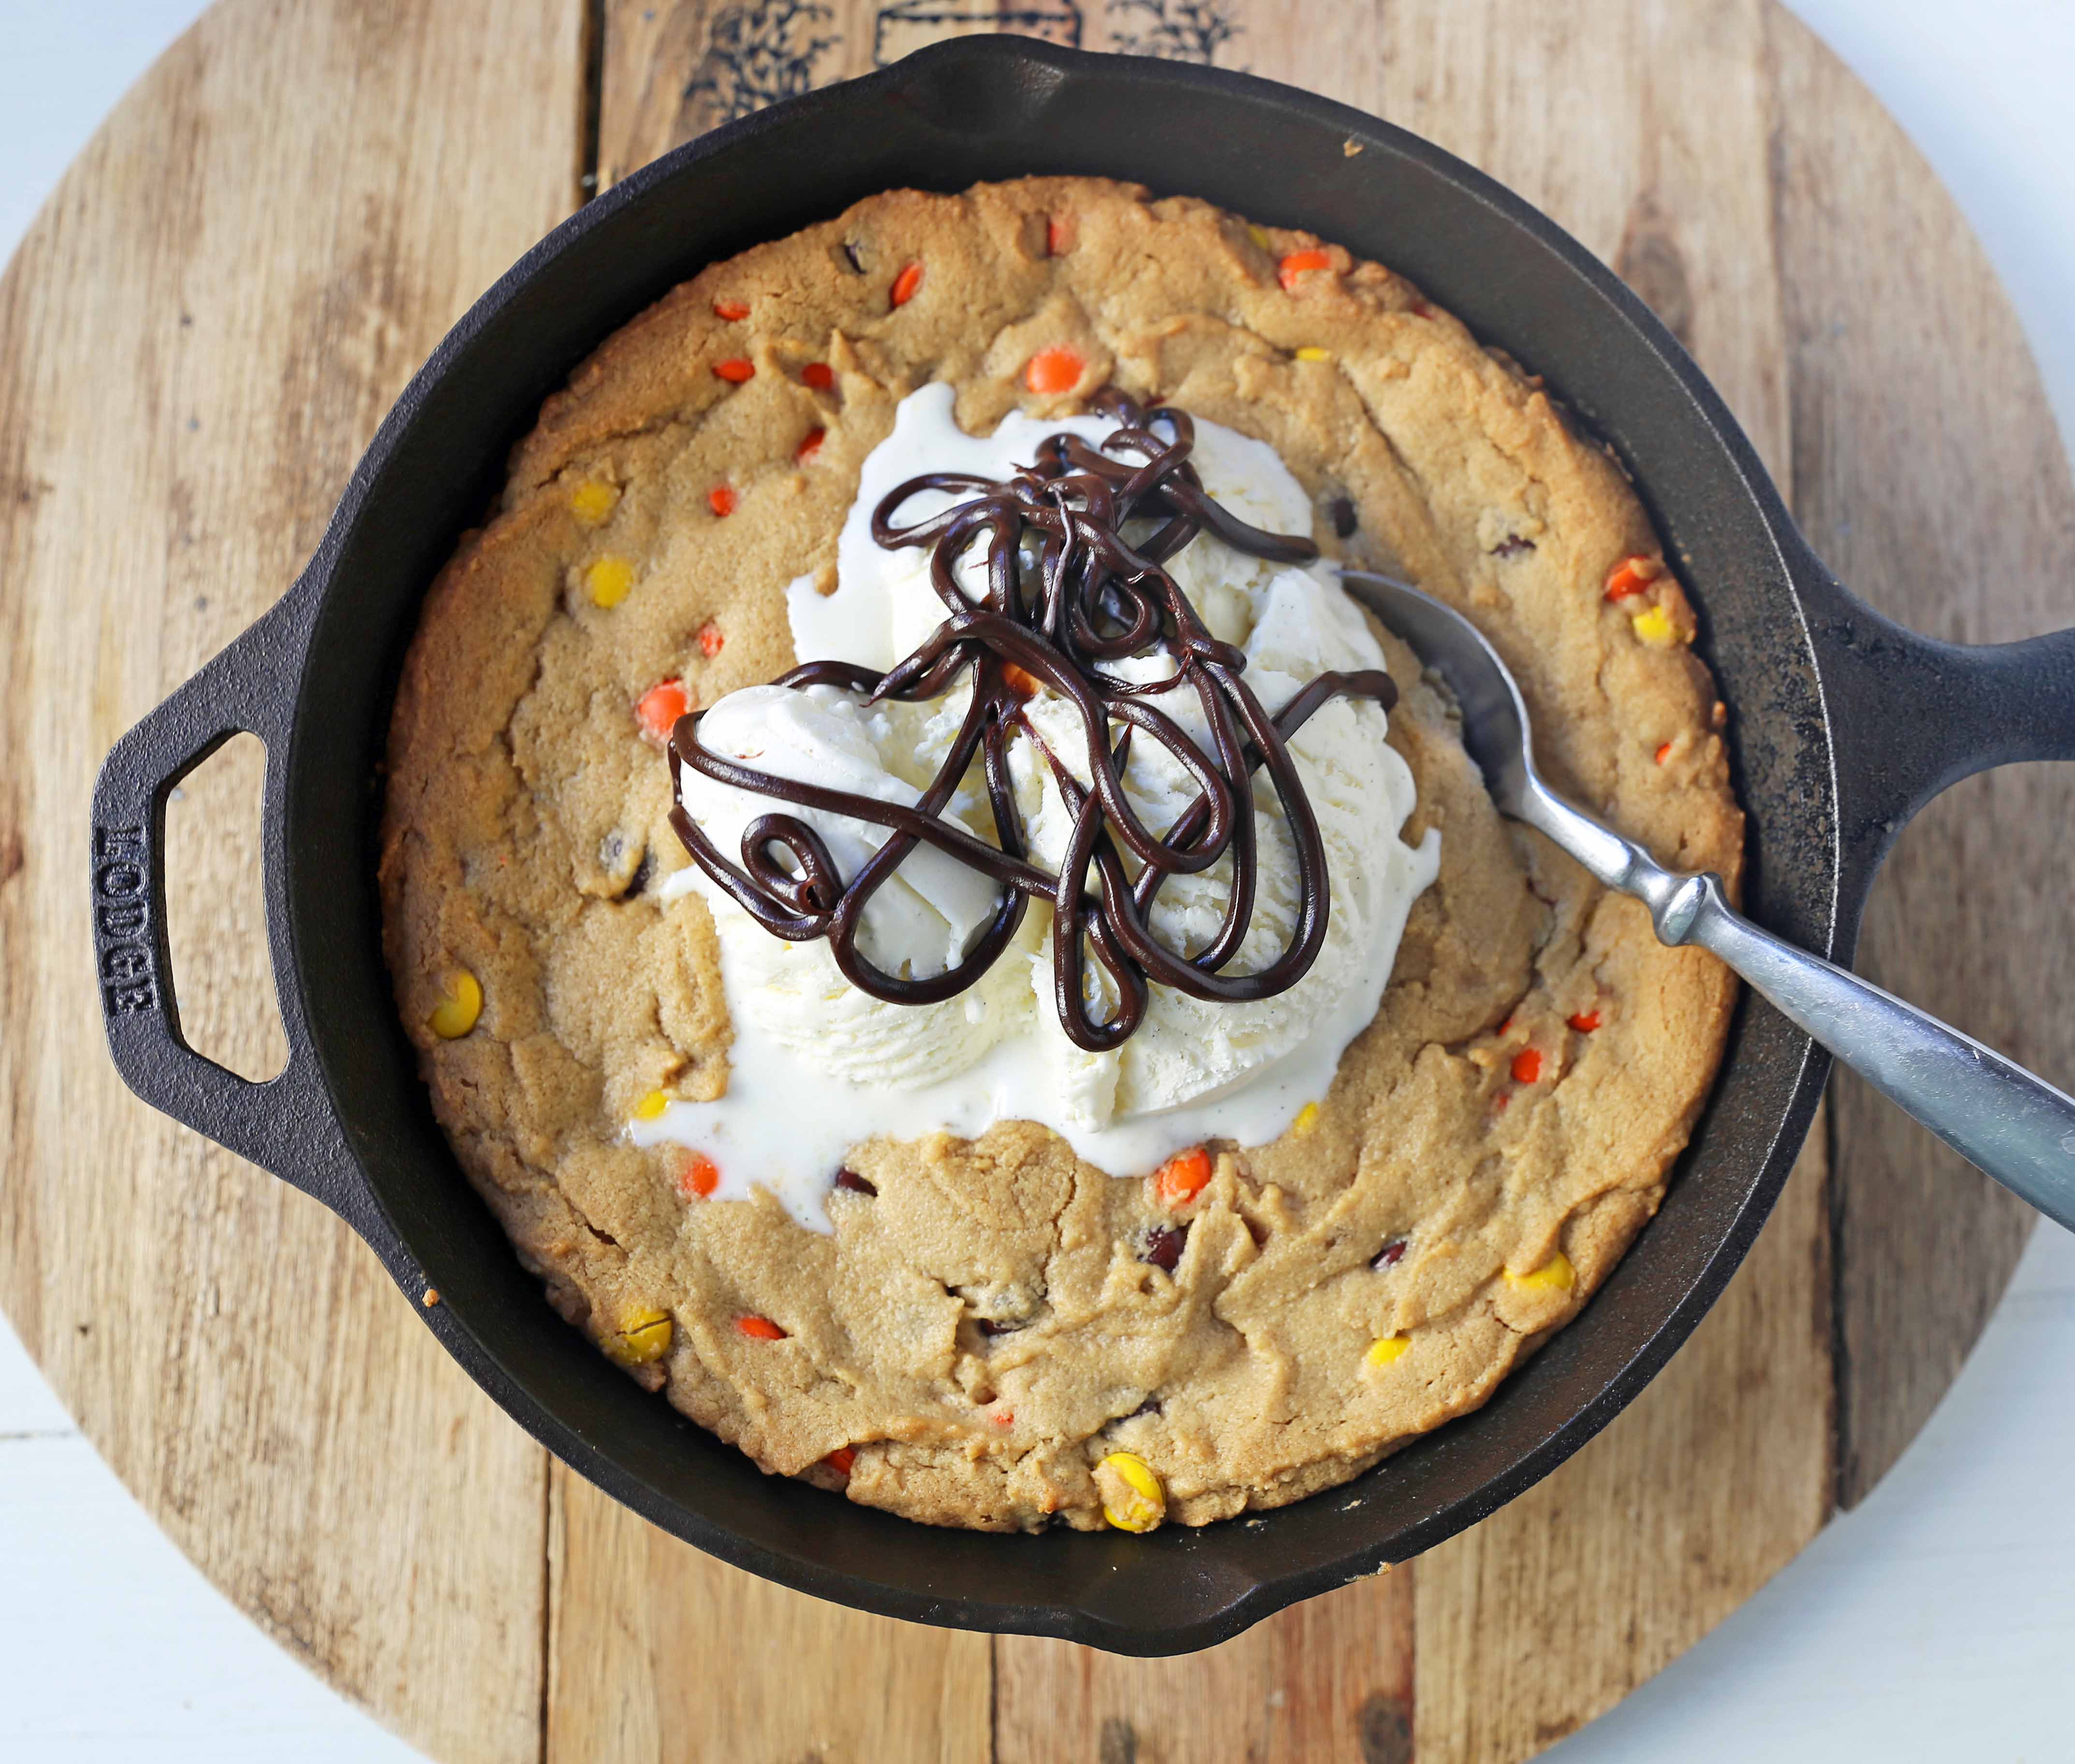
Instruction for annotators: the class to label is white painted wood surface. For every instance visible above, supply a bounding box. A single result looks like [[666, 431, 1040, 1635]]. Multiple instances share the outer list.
[[1, 0, 2070, 1757]]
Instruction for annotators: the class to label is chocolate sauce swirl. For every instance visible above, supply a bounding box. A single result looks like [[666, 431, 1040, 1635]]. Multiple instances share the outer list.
[[666, 389, 1396, 1051]]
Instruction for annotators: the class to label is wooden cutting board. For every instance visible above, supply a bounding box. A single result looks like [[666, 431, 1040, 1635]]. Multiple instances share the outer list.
[[2, 2, 2067, 1759]]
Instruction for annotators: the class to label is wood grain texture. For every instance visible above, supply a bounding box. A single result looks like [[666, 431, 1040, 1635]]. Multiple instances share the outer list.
[[1413, 1119, 1832, 1764], [0, 1, 2061, 1761], [995, 1570, 1416, 1764], [161, 734, 288, 1082], [1354, 13, 1827, 1757], [546, 1462, 994, 1761], [1765, 10, 2060, 1506]]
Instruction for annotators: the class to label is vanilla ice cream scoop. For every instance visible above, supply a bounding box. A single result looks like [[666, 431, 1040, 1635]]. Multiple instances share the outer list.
[[684, 683, 1002, 978], [643, 385, 1439, 1230]]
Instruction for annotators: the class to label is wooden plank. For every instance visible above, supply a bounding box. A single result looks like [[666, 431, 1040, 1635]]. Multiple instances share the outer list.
[[546, 11, 1002, 1757], [1267, 5, 1830, 1758], [0, 2, 587, 1760], [586, 4, 1828, 1760], [1413, 1120, 1832, 1763], [594, 6, 1428, 1755], [995, 1571, 1415, 1764], [1351, 0, 1793, 485], [546, 1463, 995, 1762], [1765, 8, 2058, 1505], [162, 735, 287, 1082], [599, 0, 880, 188]]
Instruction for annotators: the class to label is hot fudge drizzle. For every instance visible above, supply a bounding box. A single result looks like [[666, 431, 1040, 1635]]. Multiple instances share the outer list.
[[668, 390, 1396, 1051]]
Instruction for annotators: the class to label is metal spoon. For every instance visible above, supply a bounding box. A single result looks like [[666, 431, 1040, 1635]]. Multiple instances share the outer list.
[[1341, 569, 2075, 1233]]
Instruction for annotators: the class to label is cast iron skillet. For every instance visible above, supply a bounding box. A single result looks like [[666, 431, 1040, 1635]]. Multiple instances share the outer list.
[[89, 38, 2075, 1655]]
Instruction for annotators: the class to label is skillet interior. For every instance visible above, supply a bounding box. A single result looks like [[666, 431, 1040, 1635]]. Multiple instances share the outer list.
[[280, 40, 1834, 1651]]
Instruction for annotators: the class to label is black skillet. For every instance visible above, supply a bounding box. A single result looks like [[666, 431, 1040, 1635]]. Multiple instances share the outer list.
[[88, 38, 2075, 1655]]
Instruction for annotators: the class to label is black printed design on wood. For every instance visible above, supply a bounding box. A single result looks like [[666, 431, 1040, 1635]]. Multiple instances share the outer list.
[[685, 0, 840, 123], [1106, 0, 1240, 64], [873, 1, 1084, 68]]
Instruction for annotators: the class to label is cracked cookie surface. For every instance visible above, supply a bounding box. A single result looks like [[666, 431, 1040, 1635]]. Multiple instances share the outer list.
[[379, 176, 1742, 1531]]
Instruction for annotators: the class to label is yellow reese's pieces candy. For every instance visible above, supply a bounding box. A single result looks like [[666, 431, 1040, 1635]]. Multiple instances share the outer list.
[[570, 478, 618, 526], [1095, 1451, 1166, 1533], [1504, 1251, 1575, 1294], [1366, 1334, 1411, 1367], [586, 554, 636, 608], [602, 1307, 673, 1368], [427, 969, 481, 1039]]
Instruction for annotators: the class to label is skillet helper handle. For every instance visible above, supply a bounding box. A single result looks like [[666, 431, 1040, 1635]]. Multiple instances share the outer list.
[[1942, 625, 2075, 767], [1815, 599, 2075, 876], [90, 592, 360, 1215], [1789, 588, 2075, 1229]]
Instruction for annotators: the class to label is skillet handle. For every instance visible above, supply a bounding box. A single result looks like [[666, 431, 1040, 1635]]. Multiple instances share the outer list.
[[90, 588, 366, 1224], [1810, 583, 2075, 896]]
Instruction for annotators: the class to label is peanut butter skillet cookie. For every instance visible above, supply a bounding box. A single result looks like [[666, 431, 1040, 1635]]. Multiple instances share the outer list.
[[380, 177, 1741, 1533]]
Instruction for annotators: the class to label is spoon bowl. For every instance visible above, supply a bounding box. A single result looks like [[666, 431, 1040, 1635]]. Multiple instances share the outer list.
[[1339, 569, 1538, 817]]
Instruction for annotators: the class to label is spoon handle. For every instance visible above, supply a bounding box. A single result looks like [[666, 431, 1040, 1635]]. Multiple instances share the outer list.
[[1512, 786, 2075, 1228], [1683, 883, 2075, 1231]]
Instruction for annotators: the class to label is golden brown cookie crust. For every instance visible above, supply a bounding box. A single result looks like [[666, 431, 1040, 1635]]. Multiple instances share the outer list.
[[379, 177, 1742, 1532]]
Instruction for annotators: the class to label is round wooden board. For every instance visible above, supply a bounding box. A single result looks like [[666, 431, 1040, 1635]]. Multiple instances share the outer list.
[[2, 1, 2068, 1759]]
